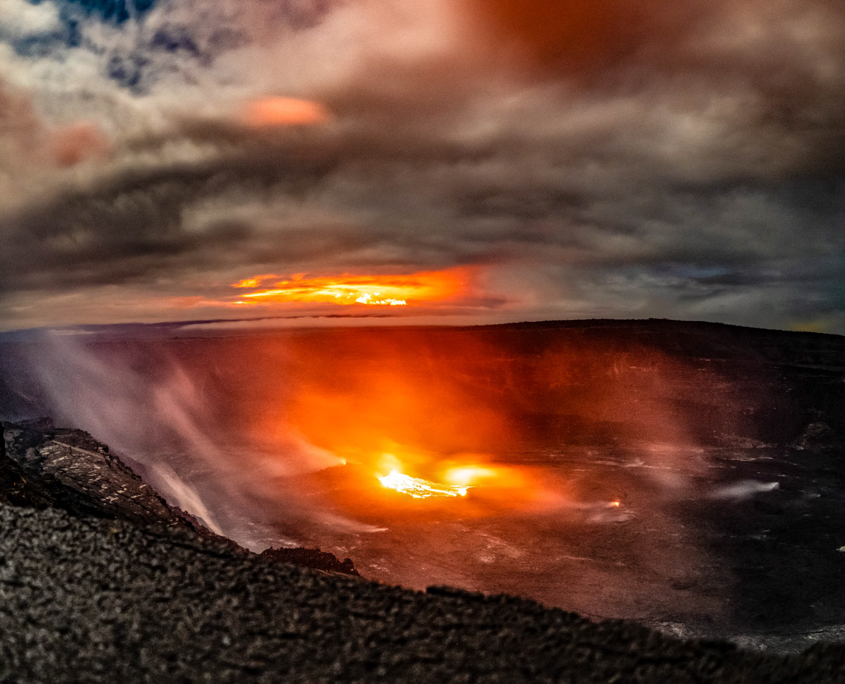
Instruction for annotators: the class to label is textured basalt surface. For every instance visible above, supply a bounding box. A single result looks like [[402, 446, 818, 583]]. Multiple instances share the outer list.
[[1, 418, 199, 528], [0, 419, 357, 575], [1, 503, 845, 683]]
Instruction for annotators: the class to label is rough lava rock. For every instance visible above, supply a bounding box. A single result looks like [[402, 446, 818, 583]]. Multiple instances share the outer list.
[[0, 418, 357, 574], [261, 546, 360, 577], [1, 417, 202, 529], [0, 503, 844, 682]]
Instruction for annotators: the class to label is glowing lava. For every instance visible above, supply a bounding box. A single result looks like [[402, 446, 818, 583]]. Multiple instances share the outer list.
[[230, 270, 467, 307], [378, 470, 469, 499]]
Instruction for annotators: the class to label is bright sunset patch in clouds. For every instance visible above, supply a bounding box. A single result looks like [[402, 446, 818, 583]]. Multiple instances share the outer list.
[[241, 97, 331, 129], [229, 270, 467, 308]]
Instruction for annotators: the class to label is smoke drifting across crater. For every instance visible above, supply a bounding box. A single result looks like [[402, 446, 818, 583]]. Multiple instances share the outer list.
[[22, 332, 350, 547]]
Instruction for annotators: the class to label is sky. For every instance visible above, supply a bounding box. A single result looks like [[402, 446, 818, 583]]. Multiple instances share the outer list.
[[0, 0, 843, 333]]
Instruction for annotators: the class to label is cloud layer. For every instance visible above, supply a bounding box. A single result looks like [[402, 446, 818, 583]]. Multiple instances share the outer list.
[[0, 0, 843, 332]]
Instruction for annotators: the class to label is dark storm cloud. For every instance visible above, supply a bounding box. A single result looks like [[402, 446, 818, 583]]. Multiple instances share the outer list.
[[0, 0, 843, 330], [0, 145, 338, 291], [471, 0, 845, 182]]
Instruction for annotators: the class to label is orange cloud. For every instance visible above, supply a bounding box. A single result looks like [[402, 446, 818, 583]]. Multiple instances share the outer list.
[[464, 0, 697, 77], [49, 122, 110, 167], [241, 97, 331, 128]]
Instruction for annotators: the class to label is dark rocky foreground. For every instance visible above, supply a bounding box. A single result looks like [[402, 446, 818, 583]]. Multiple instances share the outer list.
[[0, 419, 358, 576], [1, 418, 204, 531], [2, 503, 845, 683], [0, 423, 843, 681]]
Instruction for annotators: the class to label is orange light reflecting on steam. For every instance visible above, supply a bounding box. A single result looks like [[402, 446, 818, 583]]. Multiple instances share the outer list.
[[230, 270, 467, 307], [242, 97, 330, 128], [280, 333, 510, 463], [443, 465, 498, 487], [242, 328, 595, 520], [236, 326, 701, 523]]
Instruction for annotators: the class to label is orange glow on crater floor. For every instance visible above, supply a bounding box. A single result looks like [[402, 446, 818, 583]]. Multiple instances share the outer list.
[[378, 470, 469, 499]]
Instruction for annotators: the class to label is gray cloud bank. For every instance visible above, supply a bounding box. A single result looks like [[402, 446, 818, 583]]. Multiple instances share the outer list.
[[0, 0, 843, 332]]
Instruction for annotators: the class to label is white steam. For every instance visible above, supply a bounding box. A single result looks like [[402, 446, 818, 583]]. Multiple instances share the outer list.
[[710, 480, 780, 501], [150, 463, 224, 535], [25, 332, 348, 549]]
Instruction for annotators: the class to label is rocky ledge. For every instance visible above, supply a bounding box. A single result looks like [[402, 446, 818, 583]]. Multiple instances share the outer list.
[[0, 419, 358, 577]]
